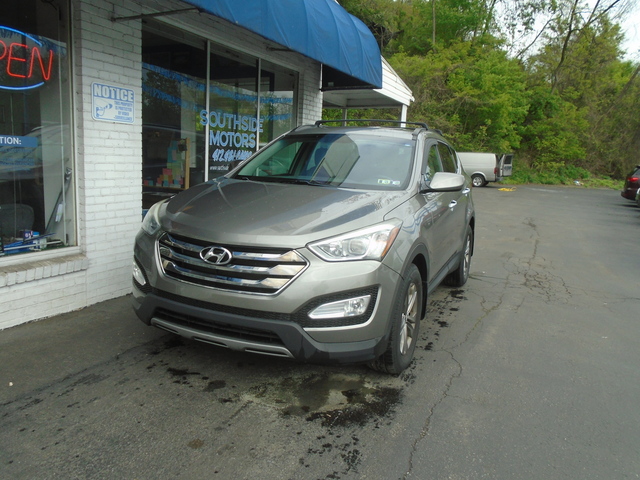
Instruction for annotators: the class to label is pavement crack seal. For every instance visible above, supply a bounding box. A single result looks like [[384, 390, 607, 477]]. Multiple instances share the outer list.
[[518, 217, 573, 305], [495, 216, 572, 307], [404, 348, 462, 480], [404, 288, 505, 478], [402, 249, 513, 477]]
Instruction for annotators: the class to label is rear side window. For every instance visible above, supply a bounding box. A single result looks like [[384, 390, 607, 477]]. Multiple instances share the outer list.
[[437, 143, 458, 173]]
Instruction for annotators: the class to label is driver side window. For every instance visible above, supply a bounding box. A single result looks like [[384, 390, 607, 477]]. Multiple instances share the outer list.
[[424, 144, 442, 180], [437, 142, 458, 173]]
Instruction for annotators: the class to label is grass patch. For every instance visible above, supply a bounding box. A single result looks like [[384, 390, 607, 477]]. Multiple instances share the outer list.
[[499, 163, 623, 190]]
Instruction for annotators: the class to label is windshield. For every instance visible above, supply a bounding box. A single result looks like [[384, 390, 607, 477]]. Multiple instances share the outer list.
[[232, 133, 415, 190]]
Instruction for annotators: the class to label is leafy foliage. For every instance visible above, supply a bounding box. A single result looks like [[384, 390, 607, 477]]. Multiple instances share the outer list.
[[389, 44, 528, 152], [336, 0, 640, 183], [508, 161, 623, 189]]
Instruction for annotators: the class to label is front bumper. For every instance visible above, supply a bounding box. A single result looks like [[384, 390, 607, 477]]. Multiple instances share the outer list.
[[132, 231, 403, 364], [132, 288, 389, 364]]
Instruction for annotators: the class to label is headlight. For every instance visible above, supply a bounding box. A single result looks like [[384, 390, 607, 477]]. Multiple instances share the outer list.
[[141, 201, 164, 236], [308, 221, 401, 262]]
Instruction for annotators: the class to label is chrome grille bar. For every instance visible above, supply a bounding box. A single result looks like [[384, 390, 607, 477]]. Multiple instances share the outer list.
[[157, 232, 308, 294], [159, 246, 305, 276]]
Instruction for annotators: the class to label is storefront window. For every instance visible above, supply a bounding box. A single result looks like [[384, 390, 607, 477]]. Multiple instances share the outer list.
[[207, 48, 259, 174], [141, 28, 207, 209], [259, 61, 295, 148], [142, 22, 297, 203], [0, 0, 74, 257]]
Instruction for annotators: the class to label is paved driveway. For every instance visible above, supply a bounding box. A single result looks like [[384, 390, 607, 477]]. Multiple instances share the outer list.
[[1, 185, 639, 479]]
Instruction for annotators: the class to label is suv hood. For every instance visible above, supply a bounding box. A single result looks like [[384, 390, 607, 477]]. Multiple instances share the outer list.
[[161, 178, 410, 247]]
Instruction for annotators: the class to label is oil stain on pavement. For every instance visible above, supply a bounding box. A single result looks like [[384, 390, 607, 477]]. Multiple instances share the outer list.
[[1, 287, 469, 480]]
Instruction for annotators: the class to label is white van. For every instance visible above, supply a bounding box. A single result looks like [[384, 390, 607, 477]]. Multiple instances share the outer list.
[[458, 152, 513, 187]]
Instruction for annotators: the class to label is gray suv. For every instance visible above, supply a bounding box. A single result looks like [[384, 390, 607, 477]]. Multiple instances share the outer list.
[[132, 120, 475, 373]]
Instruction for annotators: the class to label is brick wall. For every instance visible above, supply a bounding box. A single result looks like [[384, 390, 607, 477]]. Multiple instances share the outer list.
[[76, 0, 143, 308]]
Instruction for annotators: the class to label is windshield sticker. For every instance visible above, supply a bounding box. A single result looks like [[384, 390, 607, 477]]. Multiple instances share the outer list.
[[377, 179, 401, 186]]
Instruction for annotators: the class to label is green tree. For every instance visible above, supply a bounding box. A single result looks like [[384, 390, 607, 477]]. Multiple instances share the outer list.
[[518, 85, 588, 166], [390, 44, 528, 152], [337, 0, 640, 180], [523, 7, 640, 175], [338, 0, 408, 51]]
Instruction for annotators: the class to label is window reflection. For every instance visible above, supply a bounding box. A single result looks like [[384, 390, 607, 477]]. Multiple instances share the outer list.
[[141, 22, 298, 209], [142, 27, 207, 209]]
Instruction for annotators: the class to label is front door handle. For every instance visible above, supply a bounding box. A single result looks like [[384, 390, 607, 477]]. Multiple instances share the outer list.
[[448, 200, 458, 209]]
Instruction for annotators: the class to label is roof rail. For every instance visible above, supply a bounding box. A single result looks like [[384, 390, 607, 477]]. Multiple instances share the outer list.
[[315, 119, 429, 129]]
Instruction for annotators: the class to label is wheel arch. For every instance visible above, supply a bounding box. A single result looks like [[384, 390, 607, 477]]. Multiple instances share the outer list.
[[468, 215, 476, 257], [411, 252, 429, 321]]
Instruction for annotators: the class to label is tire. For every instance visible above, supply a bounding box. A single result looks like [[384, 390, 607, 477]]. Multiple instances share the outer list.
[[370, 264, 422, 374], [471, 174, 486, 187], [445, 228, 473, 287]]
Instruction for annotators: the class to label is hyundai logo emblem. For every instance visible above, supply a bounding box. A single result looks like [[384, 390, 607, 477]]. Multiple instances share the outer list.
[[200, 246, 233, 265]]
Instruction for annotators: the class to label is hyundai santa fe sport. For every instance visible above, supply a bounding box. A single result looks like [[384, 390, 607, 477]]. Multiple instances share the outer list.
[[132, 120, 475, 374]]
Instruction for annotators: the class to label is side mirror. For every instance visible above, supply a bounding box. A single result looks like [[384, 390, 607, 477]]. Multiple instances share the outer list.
[[421, 172, 466, 193]]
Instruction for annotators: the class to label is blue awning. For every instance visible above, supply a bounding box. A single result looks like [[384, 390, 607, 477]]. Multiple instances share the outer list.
[[182, 0, 383, 89]]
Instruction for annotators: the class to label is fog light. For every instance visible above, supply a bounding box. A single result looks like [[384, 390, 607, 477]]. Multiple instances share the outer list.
[[132, 261, 147, 286], [308, 295, 371, 319]]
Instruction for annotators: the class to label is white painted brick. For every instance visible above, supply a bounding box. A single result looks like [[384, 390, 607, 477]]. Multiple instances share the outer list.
[[16, 270, 27, 284], [0, 271, 87, 329]]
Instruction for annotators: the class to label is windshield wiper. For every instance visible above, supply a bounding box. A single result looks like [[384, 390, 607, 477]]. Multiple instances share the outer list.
[[235, 176, 329, 186], [281, 178, 329, 186]]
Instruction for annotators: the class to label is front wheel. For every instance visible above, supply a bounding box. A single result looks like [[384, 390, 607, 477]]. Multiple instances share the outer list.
[[370, 264, 422, 375]]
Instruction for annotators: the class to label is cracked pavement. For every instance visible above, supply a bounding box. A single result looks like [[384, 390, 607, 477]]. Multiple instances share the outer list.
[[1, 185, 639, 479]]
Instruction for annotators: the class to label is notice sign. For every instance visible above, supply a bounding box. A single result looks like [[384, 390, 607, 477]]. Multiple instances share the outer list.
[[91, 82, 134, 124]]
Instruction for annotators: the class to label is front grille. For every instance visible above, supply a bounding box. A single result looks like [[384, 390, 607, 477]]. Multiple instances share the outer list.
[[157, 232, 308, 294]]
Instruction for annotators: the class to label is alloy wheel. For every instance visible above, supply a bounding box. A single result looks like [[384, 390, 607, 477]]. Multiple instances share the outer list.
[[399, 282, 419, 355]]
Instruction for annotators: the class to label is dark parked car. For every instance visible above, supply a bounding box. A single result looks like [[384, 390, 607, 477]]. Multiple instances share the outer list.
[[132, 120, 475, 374], [621, 165, 640, 200]]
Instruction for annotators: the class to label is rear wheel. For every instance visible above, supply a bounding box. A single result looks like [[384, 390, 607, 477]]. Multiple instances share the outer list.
[[370, 264, 422, 374], [445, 228, 473, 287], [471, 174, 486, 187]]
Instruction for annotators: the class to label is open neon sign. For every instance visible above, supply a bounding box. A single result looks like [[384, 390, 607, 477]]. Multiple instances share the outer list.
[[0, 26, 55, 91]]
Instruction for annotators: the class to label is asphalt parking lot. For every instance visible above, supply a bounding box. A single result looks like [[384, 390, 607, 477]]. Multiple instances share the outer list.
[[1, 185, 639, 479]]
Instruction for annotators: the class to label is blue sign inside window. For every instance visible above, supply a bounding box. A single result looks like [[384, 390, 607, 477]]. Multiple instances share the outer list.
[[0, 135, 39, 148]]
